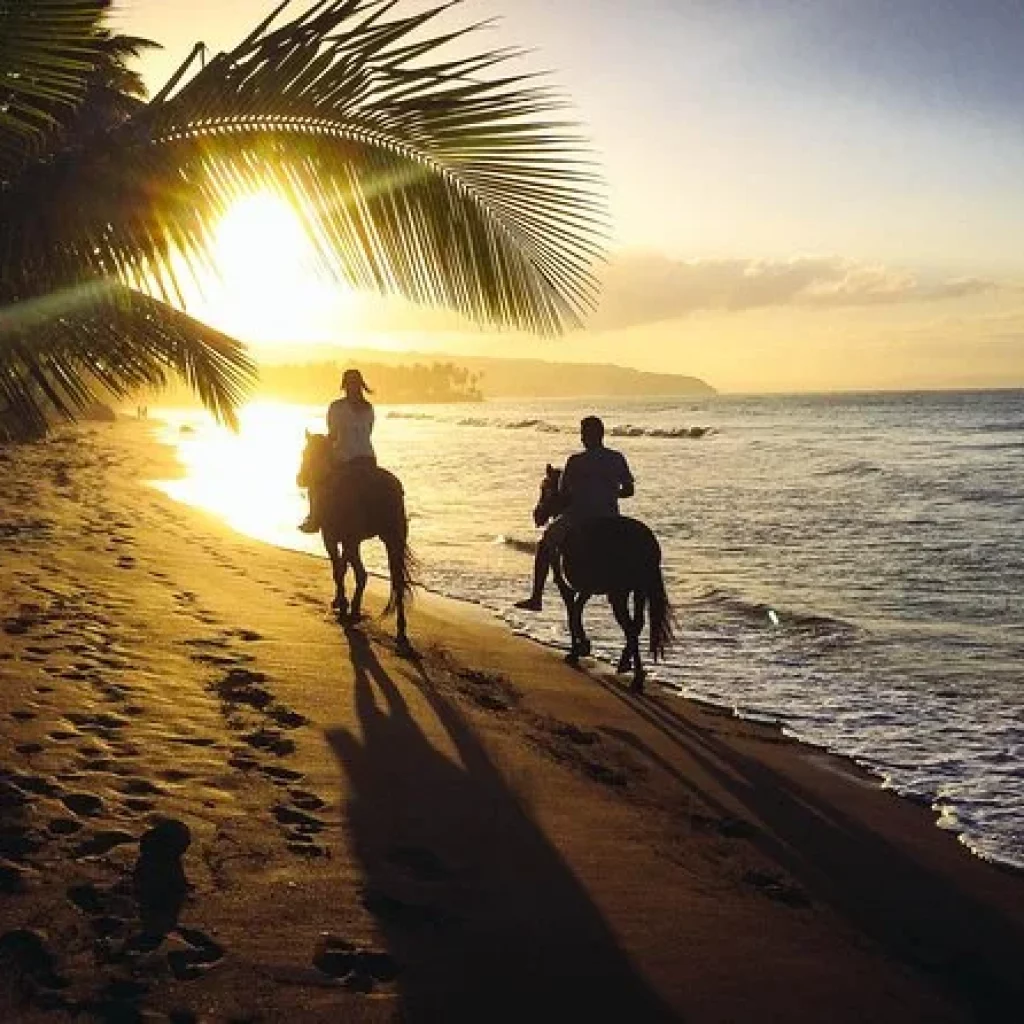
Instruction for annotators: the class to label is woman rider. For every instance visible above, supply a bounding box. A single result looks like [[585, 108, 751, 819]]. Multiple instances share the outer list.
[[299, 368, 376, 533]]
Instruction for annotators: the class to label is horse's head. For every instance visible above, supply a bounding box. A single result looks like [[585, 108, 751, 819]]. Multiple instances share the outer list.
[[297, 430, 332, 487], [534, 463, 565, 527]]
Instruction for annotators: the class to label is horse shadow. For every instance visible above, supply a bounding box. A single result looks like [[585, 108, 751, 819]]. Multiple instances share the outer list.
[[595, 681, 1024, 1019], [326, 629, 675, 1022]]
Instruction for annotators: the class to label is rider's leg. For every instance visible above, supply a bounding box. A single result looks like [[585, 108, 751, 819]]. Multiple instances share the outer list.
[[515, 541, 551, 611], [299, 484, 320, 533]]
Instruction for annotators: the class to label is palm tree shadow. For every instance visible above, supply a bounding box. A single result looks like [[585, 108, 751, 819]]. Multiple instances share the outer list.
[[327, 630, 675, 1022]]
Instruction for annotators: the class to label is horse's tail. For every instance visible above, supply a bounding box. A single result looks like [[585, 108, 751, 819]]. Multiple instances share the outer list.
[[647, 562, 676, 661], [383, 520, 418, 617]]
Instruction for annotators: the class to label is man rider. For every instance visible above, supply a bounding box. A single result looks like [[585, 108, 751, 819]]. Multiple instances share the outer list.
[[515, 415, 634, 611]]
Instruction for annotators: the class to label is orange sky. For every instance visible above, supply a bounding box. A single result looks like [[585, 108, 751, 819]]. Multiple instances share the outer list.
[[117, 1, 1024, 392]]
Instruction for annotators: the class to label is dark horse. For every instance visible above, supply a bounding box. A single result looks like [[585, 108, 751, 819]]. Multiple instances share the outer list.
[[297, 432, 415, 654], [534, 465, 675, 691]]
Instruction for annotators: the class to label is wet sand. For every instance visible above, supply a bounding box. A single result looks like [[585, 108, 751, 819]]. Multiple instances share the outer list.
[[0, 419, 1021, 1022]]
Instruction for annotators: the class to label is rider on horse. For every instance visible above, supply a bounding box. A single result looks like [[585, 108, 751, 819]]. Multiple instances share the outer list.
[[299, 368, 376, 534], [515, 415, 635, 611]]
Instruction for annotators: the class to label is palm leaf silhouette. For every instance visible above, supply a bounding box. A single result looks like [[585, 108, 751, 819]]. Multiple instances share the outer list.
[[1, 0, 607, 436]]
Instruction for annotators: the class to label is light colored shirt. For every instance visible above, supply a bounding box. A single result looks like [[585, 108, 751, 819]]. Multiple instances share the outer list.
[[560, 446, 633, 520], [327, 398, 375, 462]]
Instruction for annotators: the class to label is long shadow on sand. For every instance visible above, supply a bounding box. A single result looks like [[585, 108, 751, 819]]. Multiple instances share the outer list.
[[327, 630, 675, 1022], [598, 680, 1024, 1020]]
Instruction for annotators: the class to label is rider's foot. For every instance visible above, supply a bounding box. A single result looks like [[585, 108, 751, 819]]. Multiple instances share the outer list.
[[298, 517, 319, 534], [514, 597, 543, 612]]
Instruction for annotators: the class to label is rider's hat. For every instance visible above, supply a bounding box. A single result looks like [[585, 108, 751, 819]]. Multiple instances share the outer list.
[[341, 368, 372, 394]]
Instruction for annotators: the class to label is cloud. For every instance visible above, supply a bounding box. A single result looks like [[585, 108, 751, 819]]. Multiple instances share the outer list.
[[591, 254, 1002, 329]]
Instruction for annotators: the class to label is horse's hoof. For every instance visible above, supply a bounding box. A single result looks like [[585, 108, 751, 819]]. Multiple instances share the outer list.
[[348, 610, 365, 624], [578, 641, 592, 658], [564, 653, 580, 667], [616, 658, 631, 675], [630, 674, 646, 694], [395, 636, 416, 659]]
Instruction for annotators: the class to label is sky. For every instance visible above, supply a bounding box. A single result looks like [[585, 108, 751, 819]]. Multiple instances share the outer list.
[[115, 0, 1024, 392]]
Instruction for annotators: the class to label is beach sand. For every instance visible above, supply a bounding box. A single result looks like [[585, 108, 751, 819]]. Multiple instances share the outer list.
[[1, 419, 1021, 1022]]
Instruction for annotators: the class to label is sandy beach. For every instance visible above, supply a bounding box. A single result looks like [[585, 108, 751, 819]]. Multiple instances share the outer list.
[[0, 419, 1021, 1022]]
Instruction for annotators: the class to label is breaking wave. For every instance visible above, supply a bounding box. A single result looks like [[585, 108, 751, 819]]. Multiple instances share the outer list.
[[387, 410, 714, 439]]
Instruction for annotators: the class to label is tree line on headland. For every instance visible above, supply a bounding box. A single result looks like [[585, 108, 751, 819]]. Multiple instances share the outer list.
[[139, 361, 484, 408], [131, 353, 716, 409]]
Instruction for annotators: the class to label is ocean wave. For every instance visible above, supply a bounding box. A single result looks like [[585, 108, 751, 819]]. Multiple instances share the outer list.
[[386, 411, 436, 421], [497, 534, 538, 554], [690, 587, 855, 634], [391, 410, 714, 438], [814, 460, 883, 478]]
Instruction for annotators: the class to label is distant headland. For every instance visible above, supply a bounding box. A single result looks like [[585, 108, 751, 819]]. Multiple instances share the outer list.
[[138, 348, 717, 407]]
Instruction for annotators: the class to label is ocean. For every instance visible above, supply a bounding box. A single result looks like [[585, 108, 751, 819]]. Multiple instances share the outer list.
[[154, 389, 1024, 870]]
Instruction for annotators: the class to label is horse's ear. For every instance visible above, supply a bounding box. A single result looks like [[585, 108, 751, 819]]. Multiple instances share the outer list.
[[546, 463, 554, 474], [305, 428, 311, 439]]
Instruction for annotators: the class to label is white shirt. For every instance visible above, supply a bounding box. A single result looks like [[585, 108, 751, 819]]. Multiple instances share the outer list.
[[327, 398, 375, 462]]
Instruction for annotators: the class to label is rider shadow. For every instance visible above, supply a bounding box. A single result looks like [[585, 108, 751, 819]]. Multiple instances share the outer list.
[[326, 629, 674, 1021], [594, 682, 1024, 1018]]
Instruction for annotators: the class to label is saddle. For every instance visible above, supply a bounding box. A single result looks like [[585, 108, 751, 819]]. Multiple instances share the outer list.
[[324, 461, 402, 530]]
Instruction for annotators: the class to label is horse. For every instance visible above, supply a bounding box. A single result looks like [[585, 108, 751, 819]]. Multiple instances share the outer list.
[[297, 432, 416, 654], [533, 464, 675, 692]]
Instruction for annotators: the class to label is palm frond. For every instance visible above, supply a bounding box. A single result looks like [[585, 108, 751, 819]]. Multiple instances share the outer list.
[[3, 0, 608, 336], [0, 283, 254, 435], [0, 1, 107, 159]]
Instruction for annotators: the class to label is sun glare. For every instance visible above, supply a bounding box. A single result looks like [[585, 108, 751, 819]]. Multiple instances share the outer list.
[[183, 191, 354, 345]]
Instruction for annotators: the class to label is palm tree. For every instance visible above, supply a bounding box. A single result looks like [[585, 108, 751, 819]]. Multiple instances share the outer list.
[[0, 0, 606, 439]]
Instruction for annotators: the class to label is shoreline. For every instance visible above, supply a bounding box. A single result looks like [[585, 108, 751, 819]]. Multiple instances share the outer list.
[[152, 416, 1020, 876], [1, 418, 1022, 1021]]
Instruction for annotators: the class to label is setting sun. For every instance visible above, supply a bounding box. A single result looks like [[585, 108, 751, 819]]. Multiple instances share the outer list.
[[180, 190, 355, 345]]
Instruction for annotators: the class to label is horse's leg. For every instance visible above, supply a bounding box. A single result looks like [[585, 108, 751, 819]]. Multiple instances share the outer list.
[[394, 587, 411, 657], [630, 589, 647, 692], [349, 543, 367, 622], [575, 592, 592, 658], [326, 535, 348, 618], [381, 531, 413, 656], [564, 591, 591, 664], [610, 591, 634, 674]]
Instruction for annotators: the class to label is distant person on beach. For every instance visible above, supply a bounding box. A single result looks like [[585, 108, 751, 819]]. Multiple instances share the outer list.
[[299, 368, 376, 533], [515, 415, 634, 611]]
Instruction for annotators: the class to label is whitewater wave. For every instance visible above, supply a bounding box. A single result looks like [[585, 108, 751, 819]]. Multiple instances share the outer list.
[[688, 586, 856, 635], [387, 409, 714, 439], [497, 534, 538, 554]]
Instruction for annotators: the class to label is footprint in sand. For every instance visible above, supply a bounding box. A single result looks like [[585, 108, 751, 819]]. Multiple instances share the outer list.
[[743, 869, 812, 909], [313, 934, 400, 987], [288, 790, 327, 812], [258, 765, 304, 784], [61, 792, 104, 817], [73, 830, 136, 858], [243, 728, 296, 758], [272, 803, 326, 831]]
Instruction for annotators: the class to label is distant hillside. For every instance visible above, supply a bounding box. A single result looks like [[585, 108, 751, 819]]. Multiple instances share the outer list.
[[257, 347, 716, 399], [441, 354, 716, 398]]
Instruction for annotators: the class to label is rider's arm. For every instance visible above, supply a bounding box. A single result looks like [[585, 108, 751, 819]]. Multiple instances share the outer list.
[[558, 455, 578, 499], [618, 454, 635, 499], [326, 401, 339, 444]]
